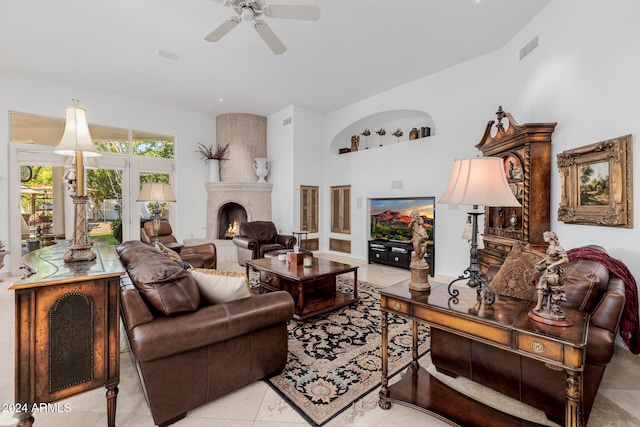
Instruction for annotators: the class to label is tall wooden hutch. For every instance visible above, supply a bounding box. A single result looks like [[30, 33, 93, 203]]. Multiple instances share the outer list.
[[476, 107, 556, 272]]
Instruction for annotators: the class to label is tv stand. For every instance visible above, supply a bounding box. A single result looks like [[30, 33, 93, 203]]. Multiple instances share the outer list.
[[368, 239, 434, 276]]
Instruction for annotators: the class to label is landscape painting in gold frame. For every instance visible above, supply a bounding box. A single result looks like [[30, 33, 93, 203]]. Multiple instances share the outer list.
[[557, 134, 632, 227]]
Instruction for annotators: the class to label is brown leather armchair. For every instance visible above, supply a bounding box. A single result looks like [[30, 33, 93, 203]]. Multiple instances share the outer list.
[[141, 221, 217, 269], [430, 245, 626, 424], [117, 240, 294, 426], [232, 221, 296, 266]]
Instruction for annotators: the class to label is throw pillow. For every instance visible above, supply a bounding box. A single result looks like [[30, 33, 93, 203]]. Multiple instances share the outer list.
[[117, 240, 201, 316], [190, 269, 251, 304], [490, 242, 545, 300], [155, 241, 182, 262]]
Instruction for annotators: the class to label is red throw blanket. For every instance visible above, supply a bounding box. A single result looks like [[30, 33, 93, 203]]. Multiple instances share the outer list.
[[567, 247, 640, 354]]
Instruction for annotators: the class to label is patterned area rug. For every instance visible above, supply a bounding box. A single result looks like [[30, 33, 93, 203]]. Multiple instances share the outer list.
[[264, 276, 430, 426]]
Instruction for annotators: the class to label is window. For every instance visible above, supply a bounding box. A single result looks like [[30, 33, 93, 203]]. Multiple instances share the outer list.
[[331, 185, 350, 234], [10, 112, 175, 248], [132, 130, 174, 158], [300, 185, 319, 233]]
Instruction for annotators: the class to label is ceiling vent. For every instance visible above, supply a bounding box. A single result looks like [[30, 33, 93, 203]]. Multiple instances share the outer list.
[[156, 49, 179, 61], [519, 36, 538, 61]]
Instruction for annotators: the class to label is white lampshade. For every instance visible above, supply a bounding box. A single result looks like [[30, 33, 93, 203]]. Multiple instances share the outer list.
[[136, 182, 176, 202], [54, 100, 101, 157], [438, 157, 521, 207]]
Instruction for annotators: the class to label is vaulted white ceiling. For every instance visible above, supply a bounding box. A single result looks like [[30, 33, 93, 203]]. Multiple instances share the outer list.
[[1, 0, 550, 116]]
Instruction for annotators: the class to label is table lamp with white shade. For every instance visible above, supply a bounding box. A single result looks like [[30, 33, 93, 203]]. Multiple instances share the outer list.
[[438, 156, 520, 304], [54, 99, 101, 263]]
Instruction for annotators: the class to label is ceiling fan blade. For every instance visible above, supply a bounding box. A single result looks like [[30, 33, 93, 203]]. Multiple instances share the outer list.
[[210, 0, 229, 5], [254, 19, 286, 55], [204, 16, 241, 42], [264, 4, 320, 21]]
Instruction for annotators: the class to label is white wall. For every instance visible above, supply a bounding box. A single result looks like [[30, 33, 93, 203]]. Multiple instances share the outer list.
[[0, 71, 214, 275], [267, 106, 294, 234]]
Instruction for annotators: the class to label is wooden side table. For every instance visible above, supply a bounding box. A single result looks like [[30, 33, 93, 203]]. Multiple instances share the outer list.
[[378, 280, 588, 427], [9, 241, 124, 426]]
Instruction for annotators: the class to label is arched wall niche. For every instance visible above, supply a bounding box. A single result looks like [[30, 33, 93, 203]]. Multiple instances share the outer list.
[[329, 109, 435, 154]]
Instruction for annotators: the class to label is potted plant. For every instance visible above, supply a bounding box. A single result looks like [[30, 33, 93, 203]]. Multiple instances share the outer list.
[[196, 143, 230, 182]]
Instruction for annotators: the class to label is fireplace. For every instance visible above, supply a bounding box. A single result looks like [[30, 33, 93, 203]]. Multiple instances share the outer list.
[[205, 182, 273, 241], [218, 202, 247, 239]]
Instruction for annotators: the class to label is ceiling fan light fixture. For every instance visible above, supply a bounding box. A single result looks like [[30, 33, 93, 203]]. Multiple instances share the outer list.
[[241, 7, 255, 21]]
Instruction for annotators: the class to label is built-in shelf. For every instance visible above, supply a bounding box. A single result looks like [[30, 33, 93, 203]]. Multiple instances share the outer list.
[[330, 109, 436, 155]]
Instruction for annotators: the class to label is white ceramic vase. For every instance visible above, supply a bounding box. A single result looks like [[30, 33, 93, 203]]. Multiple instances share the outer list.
[[254, 158, 269, 183], [208, 159, 220, 182]]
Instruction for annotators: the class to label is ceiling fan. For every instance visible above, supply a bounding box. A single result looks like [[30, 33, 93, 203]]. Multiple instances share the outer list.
[[205, 0, 320, 55]]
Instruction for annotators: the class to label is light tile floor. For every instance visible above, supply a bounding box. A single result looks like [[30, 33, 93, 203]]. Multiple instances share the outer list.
[[0, 253, 639, 426]]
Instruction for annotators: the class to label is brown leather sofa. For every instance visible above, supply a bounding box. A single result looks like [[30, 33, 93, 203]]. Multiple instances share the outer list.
[[141, 220, 217, 269], [232, 221, 296, 266], [117, 240, 294, 426], [431, 245, 626, 424]]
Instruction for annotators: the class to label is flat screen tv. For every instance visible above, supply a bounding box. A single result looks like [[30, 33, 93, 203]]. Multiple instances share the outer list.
[[369, 197, 435, 243]]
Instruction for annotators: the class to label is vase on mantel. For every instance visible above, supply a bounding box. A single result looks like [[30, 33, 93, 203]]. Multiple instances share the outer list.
[[254, 158, 269, 183], [208, 159, 220, 182]]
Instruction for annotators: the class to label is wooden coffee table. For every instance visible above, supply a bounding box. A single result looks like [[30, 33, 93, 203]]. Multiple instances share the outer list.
[[246, 257, 359, 320]]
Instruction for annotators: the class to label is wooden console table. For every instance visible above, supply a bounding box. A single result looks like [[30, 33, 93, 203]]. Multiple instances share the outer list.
[[378, 280, 588, 427], [9, 240, 124, 426]]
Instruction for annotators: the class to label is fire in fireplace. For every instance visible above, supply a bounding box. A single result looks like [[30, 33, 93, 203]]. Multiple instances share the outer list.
[[225, 220, 239, 238], [218, 202, 247, 239]]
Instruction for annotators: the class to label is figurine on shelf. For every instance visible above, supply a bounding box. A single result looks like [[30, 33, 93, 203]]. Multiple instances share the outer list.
[[361, 128, 370, 149], [392, 128, 403, 143], [375, 127, 386, 146], [350, 134, 360, 152], [529, 231, 571, 325]]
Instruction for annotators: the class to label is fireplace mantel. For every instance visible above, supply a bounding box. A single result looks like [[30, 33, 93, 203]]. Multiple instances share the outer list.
[[205, 182, 273, 192]]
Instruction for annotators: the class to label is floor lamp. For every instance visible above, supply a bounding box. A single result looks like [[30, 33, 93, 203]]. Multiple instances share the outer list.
[[438, 157, 520, 304], [136, 182, 176, 243], [54, 99, 101, 263]]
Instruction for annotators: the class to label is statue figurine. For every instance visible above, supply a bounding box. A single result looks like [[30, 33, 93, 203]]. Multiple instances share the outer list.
[[350, 134, 360, 152], [529, 231, 572, 326], [409, 210, 428, 261], [408, 210, 430, 292], [63, 164, 77, 196]]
